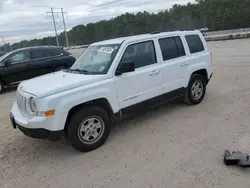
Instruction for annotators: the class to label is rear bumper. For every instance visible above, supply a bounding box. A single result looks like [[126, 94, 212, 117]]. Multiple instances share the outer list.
[[10, 112, 64, 141]]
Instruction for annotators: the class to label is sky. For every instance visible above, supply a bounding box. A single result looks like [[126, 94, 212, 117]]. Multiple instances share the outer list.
[[0, 0, 194, 44]]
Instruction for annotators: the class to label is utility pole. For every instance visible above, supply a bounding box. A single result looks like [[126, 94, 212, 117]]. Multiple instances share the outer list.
[[1, 36, 7, 53], [61, 8, 69, 48], [51, 7, 59, 47], [47, 8, 69, 48]]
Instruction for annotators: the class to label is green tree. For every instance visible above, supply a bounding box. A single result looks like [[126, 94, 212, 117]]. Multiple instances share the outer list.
[[6, 0, 250, 51]]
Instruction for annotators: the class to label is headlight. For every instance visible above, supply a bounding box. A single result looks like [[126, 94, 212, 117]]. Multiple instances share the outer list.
[[28, 97, 36, 113]]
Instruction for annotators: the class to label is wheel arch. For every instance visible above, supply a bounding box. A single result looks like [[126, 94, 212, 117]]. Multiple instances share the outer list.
[[64, 98, 114, 134], [191, 69, 208, 83]]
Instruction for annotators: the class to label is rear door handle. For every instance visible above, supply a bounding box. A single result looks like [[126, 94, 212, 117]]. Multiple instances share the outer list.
[[149, 69, 160, 76], [181, 63, 188, 67]]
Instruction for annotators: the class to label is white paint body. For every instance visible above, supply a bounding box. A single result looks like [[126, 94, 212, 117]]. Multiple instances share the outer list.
[[11, 30, 212, 131]]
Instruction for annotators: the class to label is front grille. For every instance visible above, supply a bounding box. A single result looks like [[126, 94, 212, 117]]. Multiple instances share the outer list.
[[16, 90, 29, 117]]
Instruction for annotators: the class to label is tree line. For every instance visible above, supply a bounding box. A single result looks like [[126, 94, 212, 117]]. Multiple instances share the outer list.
[[1, 0, 250, 51]]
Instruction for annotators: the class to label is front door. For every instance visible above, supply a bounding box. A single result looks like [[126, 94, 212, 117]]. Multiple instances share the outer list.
[[2, 50, 32, 85], [115, 40, 163, 113]]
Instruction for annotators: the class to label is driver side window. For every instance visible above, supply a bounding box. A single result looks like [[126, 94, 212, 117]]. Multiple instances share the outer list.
[[10, 51, 31, 64], [121, 41, 157, 69]]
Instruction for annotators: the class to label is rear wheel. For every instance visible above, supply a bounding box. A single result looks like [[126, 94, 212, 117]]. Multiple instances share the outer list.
[[184, 74, 206, 105], [67, 106, 111, 152]]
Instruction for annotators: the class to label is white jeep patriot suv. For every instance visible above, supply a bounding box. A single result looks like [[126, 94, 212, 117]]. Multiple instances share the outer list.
[[10, 30, 213, 152]]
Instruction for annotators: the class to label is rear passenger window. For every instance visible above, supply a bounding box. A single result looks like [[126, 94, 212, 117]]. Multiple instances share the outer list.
[[158, 36, 185, 61], [31, 50, 48, 59], [175, 37, 185, 56], [50, 50, 62, 56], [31, 49, 61, 60], [41, 50, 52, 57], [185, 35, 204, 54], [121, 41, 157, 69]]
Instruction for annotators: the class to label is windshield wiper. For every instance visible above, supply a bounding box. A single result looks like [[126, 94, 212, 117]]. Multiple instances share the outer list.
[[68, 69, 88, 74]]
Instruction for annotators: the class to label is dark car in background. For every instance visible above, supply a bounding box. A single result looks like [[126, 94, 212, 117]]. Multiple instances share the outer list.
[[0, 46, 76, 93]]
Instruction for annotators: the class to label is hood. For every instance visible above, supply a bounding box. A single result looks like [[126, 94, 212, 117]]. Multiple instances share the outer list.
[[19, 71, 108, 98]]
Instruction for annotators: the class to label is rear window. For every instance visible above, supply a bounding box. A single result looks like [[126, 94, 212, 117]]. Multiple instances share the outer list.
[[31, 50, 44, 59], [31, 48, 63, 59], [185, 34, 204, 54]]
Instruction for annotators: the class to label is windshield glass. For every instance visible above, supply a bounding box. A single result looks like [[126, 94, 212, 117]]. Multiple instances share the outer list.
[[70, 44, 120, 74], [0, 51, 12, 62]]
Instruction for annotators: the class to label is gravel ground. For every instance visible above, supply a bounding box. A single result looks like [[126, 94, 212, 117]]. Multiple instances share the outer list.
[[69, 48, 85, 58], [1, 39, 250, 188]]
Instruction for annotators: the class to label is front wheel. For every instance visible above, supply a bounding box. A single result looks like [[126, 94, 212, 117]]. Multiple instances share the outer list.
[[67, 106, 111, 152], [184, 74, 206, 105]]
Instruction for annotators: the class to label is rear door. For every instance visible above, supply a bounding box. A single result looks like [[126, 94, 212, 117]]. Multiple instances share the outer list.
[[48, 49, 65, 71], [61, 50, 76, 67], [29, 48, 63, 78], [1, 50, 32, 84], [183, 34, 211, 85], [157, 36, 187, 94]]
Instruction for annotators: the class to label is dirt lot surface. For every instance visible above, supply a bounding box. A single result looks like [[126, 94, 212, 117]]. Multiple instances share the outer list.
[[69, 48, 85, 58], [1, 39, 250, 188]]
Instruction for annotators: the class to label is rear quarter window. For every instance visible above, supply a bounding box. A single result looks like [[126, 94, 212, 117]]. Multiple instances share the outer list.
[[185, 34, 205, 54]]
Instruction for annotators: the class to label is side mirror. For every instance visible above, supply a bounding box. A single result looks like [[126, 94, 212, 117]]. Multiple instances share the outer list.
[[4, 60, 11, 67], [115, 61, 135, 76]]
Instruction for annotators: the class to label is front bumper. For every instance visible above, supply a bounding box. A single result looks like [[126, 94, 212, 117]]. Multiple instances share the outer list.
[[10, 104, 64, 141]]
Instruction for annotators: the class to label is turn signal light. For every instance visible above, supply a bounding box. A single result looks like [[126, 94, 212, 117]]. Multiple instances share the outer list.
[[45, 110, 55, 117]]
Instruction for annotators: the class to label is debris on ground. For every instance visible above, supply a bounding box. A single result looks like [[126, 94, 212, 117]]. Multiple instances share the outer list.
[[224, 150, 250, 168]]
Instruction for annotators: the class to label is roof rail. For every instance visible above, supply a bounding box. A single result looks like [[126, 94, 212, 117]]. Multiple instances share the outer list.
[[150, 28, 197, 35]]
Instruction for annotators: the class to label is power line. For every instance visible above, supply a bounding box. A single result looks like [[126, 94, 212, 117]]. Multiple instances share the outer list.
[[78, 0, 127, 13]]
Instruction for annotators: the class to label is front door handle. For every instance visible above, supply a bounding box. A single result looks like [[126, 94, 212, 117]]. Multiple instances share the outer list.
[[149, 69, 160, 76]]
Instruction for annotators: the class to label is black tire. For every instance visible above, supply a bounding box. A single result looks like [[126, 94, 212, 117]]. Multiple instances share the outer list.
[[184, 74, 206, 105], [0, 80, 4, 94], [67, 106, 111, 152]]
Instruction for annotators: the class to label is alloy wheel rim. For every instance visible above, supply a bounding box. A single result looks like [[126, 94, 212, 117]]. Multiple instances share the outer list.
[[191, 80, 203, 100], [77, 116, 105, 144]]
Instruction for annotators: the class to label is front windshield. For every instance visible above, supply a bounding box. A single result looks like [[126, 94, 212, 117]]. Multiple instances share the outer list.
[[0, 51, 12, 62], [70, 44, 120, 74]]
